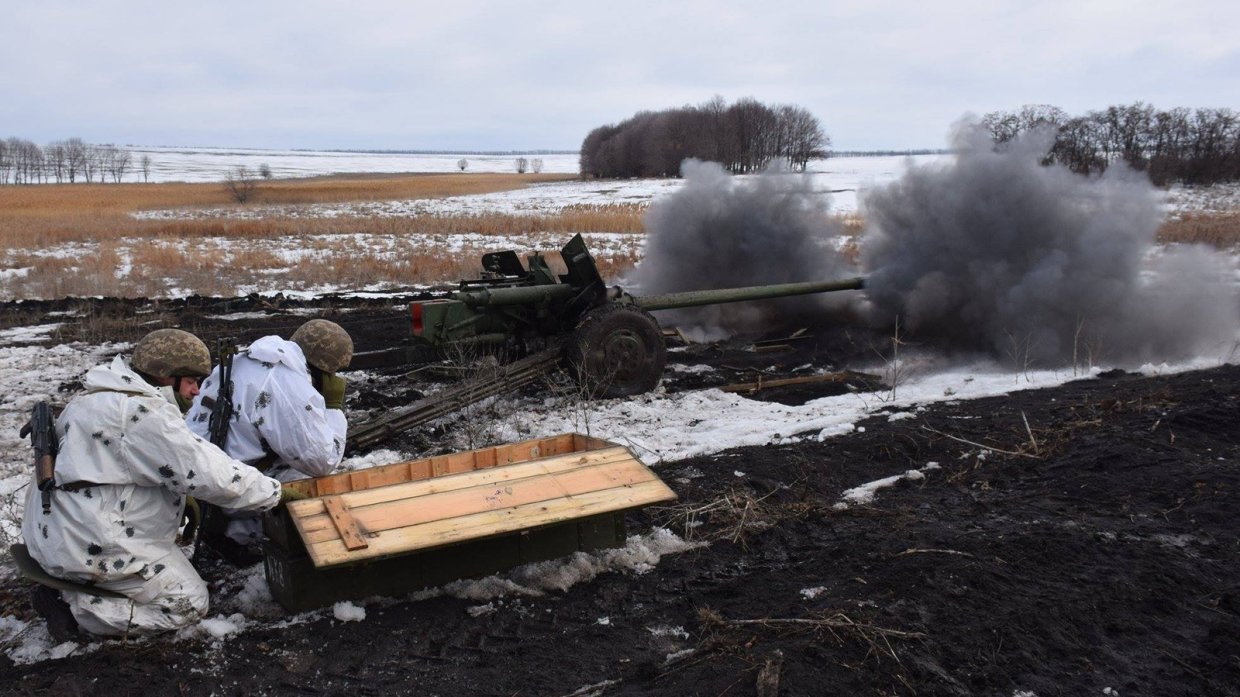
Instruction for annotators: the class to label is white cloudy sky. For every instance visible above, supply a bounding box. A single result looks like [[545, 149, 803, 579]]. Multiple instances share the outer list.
[[2, 0, 1237, 151]]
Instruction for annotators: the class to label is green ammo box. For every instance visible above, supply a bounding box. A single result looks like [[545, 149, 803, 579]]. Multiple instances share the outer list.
[[262, 433, 676, 612]]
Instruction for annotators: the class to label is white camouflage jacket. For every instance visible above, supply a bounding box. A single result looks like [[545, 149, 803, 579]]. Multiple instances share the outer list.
[[22, 356, 281, 585], [185, 336, 346, 481]]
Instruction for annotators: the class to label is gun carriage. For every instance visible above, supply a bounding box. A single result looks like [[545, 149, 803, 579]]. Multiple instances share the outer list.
[[348, 234, 864, 450]]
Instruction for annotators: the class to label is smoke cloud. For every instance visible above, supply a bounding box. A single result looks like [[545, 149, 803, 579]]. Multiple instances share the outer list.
[[861, 122, 1238, 366], [629, 159, 857, 335]]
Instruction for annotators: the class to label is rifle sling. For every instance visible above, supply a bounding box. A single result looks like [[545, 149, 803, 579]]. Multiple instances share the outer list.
[[58, 480, 104, 492]]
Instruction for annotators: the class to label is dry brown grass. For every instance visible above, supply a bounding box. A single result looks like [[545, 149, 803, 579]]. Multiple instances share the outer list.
[[1158, 211, 1240, 247], [20, 173, 1234, 301], [0, 172, 651, 298], [0, 173, 583, 249]]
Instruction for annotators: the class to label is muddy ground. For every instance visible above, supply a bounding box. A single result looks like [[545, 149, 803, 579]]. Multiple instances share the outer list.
[[0, 295, 1237, 696]]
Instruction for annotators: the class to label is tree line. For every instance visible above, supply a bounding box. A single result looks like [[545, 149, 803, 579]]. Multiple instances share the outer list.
[[579, 96, 828, 179], [0, 137, 149, 184], [981, 103, 1240, 185]]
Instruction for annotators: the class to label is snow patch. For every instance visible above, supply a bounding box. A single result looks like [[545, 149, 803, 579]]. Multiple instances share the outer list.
[[834, 462, 940, 510], [332, 601, 366, 622]]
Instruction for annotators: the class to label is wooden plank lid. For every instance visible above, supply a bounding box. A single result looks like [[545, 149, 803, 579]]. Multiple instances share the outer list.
[[285, 435, 676, 569]]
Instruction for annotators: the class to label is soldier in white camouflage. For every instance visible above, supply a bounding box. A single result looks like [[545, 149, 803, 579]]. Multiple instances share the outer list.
[[186, 319, 353, 564], [21, 329, 284, 639]]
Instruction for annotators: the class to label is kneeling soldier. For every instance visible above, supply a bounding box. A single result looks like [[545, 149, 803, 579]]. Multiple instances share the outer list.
[[186, 319, 352, 563], [20, 329, 283, 639]]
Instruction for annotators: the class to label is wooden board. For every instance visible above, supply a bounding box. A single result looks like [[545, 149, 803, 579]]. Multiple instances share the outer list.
[[284, 433, 615, 497], [321, 496, 369, 551], [285, 439, 676, 569]]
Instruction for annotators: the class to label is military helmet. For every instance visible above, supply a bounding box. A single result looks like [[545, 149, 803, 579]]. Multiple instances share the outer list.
[[131, 329, 212, 378], [291, 319, 353, 373]]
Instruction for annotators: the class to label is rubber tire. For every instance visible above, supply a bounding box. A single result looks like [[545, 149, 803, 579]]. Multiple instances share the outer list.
[[569, 305, 666, 398]]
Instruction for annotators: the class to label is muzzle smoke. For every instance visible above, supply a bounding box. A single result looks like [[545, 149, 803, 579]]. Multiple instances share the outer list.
[[861, 122, 1238, 366], [628, 159, 856, 335]]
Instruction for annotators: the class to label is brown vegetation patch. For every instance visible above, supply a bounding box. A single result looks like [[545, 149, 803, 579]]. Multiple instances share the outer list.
[[2, 232, 644, 299], [0, 173, 580, 249], [0, 174, 650, 298], [1158, 211, 1240, 248]]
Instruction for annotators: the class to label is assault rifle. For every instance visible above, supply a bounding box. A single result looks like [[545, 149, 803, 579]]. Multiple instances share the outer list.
[[19, 401, 58, 515], [191, 338, 236, 562], [207, 338, 237, 449]]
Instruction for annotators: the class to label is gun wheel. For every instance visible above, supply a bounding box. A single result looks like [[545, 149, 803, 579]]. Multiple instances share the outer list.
[[569, 305, 666, 398]]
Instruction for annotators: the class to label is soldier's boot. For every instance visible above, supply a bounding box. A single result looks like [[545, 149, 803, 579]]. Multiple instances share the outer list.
[[30, 585, 82, 643]]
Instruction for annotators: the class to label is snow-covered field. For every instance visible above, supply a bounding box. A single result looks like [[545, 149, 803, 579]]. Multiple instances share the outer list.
[[3, 154, 957, 300], [131, 152, 948, 218], [1, 150, 1238, 663], [128, 145, 582, 183]]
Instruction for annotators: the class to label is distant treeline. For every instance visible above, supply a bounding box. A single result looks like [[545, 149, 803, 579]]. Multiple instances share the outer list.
[[982, 103, 1240, 185], [0, 137, 145, 184], [580, 97, 828, 179]]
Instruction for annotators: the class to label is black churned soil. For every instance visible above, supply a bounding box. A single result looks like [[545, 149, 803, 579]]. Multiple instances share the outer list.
[[0, 296, 1236, 696]]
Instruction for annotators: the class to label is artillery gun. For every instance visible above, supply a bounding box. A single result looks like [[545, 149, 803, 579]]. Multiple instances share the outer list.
[[409, 234, 863, 396], [347, 235, 863, 450]]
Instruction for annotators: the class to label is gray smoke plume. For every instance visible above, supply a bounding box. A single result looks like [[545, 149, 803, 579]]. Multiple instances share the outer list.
[[861, 122, 1238, 366], [628, 159, 857, 335]]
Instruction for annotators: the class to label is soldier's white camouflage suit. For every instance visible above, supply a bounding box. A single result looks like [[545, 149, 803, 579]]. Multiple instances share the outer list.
[[22, 356, 281, 636], [185, 336, 346, 542]]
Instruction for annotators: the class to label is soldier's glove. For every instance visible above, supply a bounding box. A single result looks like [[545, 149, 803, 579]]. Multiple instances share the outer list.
[[319, 373, 346, 411], [279, 487, 310, 507]]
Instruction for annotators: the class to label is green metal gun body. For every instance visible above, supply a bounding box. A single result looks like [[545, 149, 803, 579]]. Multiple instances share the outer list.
[[406, 234, 865, 351], [20, 402, 58, 515], [348, 235, 866, 450], [631, 277, 866, 311]]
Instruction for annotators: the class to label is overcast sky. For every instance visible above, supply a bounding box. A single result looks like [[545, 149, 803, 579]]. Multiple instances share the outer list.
[[3, 1, 1237, 152]]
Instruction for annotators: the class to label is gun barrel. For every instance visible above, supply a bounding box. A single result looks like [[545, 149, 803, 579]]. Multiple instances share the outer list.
[[454, 283, 578, 307], [633, 277, 865, 312]]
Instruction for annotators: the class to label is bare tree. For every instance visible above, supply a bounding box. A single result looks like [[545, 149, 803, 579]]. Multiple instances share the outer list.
[[725, 98, 779, 173], [224, 165, 259, 203], [99, 144, 131, 183], [6, 138, 43, 184], [141, 154, 152, 183], [514, 157, 529, 174], [530, 158, 543, 174], [777, 105, 828, 171], [981, 111, 1022, 145], [64, 138, 87, 183], [82, 143, 104, 183], [1185, 107, 1239, 184], [1051, 116, 1106, 175], [46, 142, 67, 183], [457, 158, 468, 172], [259, 163, 272, 179], [578, 96, 827, 178], [26, 140, 46, 183], [0, 139, 10, 184], [5, 138, 23, 184], [1099, 102, 1154, 169], [114, 147, 131, 183], [580, 124, 621, 177], [984, 102, 1240, 185], [641, 111, 684, 177]]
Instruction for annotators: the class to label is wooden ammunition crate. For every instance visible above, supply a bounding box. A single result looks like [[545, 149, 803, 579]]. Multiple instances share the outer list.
[[263, 433, 677, 611]]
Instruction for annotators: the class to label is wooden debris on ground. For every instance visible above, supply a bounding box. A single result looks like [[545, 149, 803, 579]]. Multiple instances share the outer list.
[[719, 371, 878, 395]]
